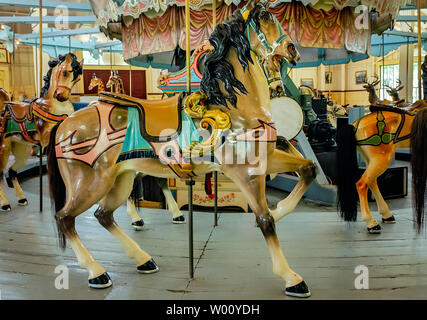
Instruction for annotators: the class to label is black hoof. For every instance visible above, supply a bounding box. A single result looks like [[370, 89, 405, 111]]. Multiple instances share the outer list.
[[88, 272, 112, 289], [137, 258, 159, 274], [132, 219, 144, 231], [285, 281, 311, 298], [172, 215, 186, 224], [382, 216, 396, 224], [18, 199, 28, 206], [1, 204, 11, 212], [367, 224, 382, 234]]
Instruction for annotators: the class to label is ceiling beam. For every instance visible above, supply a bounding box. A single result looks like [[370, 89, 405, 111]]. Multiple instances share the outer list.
[[95, 41, 122, 49], [396, 15, 427, 22], [0, 0, 92, 11], [0, 16, 95, 24], [383, 30, 427, 39], [15, 27, 101, 39]]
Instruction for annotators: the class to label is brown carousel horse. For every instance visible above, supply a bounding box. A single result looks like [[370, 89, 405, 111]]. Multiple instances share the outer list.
[[0, 54, 82, 211], [336, 100, 427, 234], [47, 2, 317, 297], [105, 70, 186, 228]]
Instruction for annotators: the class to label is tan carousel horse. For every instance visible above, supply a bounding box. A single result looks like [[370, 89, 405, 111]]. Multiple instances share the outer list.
[[336, 99, 427, 234], [0, 54, 82, 211], [47, 2, 317, 297], [105, 70, 186, 228]]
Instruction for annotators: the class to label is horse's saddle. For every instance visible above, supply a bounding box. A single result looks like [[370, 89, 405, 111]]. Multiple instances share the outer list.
[[369, 104, 414, 115], [3, 102, 34, 123], [99, 91, 182, 142]]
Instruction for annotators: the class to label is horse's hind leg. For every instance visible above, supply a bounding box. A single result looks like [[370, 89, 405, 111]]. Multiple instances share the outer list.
[[157, 178, 185, 224], [9, 142, 31, 206], [0, 138, 11, 211], [96, 171, 159, 274], [222, 167, 310, 298], [369, 179, 395, 223], [358, 146, 394, 233], [126, 198, 145, 231], [267, 147, 317, 222]]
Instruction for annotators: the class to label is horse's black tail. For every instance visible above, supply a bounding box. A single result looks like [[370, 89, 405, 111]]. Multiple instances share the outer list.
[[336, 124, 359, 221], [46, 123, 67, 250], [410, 108, 427, 232]]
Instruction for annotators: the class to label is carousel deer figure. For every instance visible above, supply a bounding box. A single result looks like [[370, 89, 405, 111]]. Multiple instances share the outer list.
[[105, 70, 185, 228], [0, 53, 83, 211], [385, 79, 407, 107], [363, 75, 382, 106], [47, 2, 317, 297]]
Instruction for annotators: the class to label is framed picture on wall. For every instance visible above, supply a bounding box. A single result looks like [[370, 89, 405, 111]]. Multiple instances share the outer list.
[[301, 78, 314, 89], [355, 71, 367, 84], [0, 48, 9, 64], [325, 71, 332, 84]]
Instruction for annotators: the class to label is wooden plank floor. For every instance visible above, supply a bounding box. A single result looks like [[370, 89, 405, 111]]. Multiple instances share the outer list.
[[0, 166, 426, 300]]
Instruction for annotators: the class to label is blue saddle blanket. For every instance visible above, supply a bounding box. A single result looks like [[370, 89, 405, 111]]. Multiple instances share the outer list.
[[116, 108, 202, 163]]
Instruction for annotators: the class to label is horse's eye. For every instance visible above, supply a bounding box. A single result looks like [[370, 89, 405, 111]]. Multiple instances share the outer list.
[[260, 10, 271, 21], [63, 71, 68, 77]]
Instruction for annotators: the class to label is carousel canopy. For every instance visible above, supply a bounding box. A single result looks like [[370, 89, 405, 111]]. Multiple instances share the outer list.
[[90, 0, 407, 65]]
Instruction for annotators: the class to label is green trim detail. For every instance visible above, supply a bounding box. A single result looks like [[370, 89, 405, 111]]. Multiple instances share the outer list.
[[356, 111, 396, 146]]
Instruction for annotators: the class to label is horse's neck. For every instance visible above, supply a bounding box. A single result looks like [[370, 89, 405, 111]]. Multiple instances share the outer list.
[[224, 50, 271, 130]]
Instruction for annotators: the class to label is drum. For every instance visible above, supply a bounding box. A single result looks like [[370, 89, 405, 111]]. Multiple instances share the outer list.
[[270, 96, 304, 140]]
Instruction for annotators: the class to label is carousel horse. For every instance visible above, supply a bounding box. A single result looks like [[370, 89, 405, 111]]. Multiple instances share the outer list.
[[336, 100, 427, 234], [47, 2, 317, 297], [88, 73, 105, 95], [0, 53, 82, 211], [105, 70, 186, 228], [0, 88, 10, 113]]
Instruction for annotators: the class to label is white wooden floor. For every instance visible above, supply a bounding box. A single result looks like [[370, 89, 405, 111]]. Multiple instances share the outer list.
[[0, 165, 426, 300]]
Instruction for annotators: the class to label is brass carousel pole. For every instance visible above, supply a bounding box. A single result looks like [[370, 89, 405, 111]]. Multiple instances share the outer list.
[[417, 0, 422, 100], [212, 1, 218, 227], [39, 0, 43, 212], [184, 0, 195, 280]]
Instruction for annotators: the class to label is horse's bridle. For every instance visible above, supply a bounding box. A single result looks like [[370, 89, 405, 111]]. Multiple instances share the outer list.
[[240, 4, 289, 61]]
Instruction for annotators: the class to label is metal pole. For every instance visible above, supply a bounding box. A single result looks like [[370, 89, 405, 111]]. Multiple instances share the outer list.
[[185, 0, 194, 279], [129, 63, 132, 96], [214, 171, 218, 226], [39, 0, 43, 212], [212, 0, 218, 227], [68, 35, 71, 53], [417, 0, 422, 100], [186, 178, 195, 279]]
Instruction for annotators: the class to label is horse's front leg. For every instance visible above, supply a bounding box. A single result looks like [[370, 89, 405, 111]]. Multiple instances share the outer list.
[[157, 178, 185, 223], [8, 142, 32, 206], [267, 145, 317, 222], [221, 167, 310, 297]]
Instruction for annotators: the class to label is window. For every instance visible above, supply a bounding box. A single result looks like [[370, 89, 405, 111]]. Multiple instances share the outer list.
[[379, 64, 399, 101], [83, 51, 105, 65]]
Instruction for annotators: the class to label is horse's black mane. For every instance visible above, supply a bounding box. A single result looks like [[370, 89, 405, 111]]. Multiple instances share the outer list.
[[200, 6, 265, 108], [40, 53, 83, 97]]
